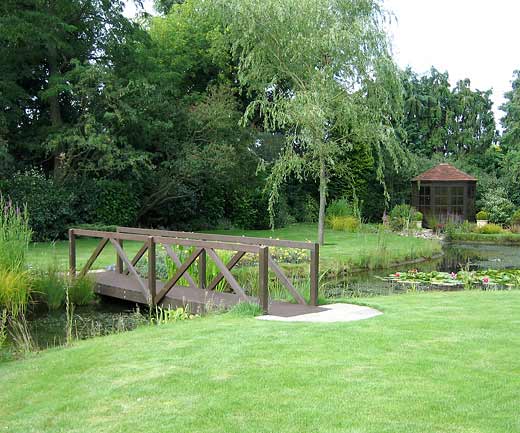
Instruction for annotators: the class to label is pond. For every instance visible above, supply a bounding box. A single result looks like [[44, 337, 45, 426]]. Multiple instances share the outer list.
[[4, 241, 518, 355], [322, 241, 520, 298]]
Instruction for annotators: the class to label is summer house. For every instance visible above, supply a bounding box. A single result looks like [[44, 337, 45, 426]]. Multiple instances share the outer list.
[[411, 163, 477, 222]]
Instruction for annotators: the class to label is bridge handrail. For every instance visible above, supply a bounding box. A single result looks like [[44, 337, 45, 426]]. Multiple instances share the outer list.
[[117, 226, 316, 250]]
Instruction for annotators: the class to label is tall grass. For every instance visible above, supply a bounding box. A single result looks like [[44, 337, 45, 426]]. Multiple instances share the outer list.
[[0, 195, 32, 272], [0, 196, 32, 318]]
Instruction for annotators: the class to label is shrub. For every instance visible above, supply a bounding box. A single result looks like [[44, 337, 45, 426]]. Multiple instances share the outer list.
[[329, 216, 360, 232], [511, 209, 520, 226], [482, 188, 514, 224], [0, 269, 31, 318], [414, 211, 423, 221], [94, 180, 140, 227], [476, 223, 504, 234], [32, 266, 67, 310], [326, 197, 360, 219], [68, 276, 95, 306], [0, 169, 74, 241], [476, 210, 489, 220], [388, 204, 416, 231]]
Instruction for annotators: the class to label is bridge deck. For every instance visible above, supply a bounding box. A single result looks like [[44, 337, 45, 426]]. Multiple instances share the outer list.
[[94, 271, 324, 317]]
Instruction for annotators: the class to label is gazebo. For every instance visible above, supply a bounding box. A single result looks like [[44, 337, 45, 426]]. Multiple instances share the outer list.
[[411, 163, 477, 222]]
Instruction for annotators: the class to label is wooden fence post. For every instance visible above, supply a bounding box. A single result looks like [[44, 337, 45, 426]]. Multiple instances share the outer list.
[[116, 239, 124, 273], [310, 242, 319, 306], [69, 229, 76, 278], [148, 236, 156, 305], [258, 246, 269, 314], [199, 248, 206, 289]]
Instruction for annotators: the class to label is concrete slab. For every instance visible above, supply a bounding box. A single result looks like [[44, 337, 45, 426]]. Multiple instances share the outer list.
[[256, 303, 382, 323]]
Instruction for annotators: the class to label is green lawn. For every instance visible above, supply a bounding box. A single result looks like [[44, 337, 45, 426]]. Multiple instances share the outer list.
[[27, 223, 441, 271], [1, 291, 519, 432]]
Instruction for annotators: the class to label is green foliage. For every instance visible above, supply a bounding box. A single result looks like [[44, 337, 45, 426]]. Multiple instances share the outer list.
[[476, 210, 489, 220], [326, 198, 360, 219], [414, 211, 423, 221], [0, 269, 31, 318], [388, 204, 416, 232], [510, 210, 520, 225], [476, 223, 504, 235], [94, 180, 139, 227], [151, 306, 198, 324], [328, 216, 360, 233], [68, 276, 95, 306], [0, 195, 32, 272], [32, 265, 67, 311], [225, 302, 263, 317], [482, 188, 515, 224]]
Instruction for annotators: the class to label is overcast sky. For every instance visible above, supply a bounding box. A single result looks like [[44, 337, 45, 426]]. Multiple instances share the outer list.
[[125, 0, 519, 124]]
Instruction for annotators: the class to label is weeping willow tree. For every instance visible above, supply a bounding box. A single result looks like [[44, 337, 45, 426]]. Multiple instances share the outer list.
[[216, 0, 405, 244]]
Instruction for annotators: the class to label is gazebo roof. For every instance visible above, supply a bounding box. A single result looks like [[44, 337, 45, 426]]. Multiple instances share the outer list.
[[412, 163, 477, 182]]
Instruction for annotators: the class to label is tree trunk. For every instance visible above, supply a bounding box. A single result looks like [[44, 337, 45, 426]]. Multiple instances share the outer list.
[[317, 158, 327, 246]]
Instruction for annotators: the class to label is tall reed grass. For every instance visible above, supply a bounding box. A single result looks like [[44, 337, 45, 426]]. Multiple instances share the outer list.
[[0, 195, 32, 272]]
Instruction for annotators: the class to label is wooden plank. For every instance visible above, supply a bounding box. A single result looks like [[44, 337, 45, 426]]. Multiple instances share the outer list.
[[268, 254, 306, 305], [206, 251, 245, 291], [115, 239, 123, 273], [117, 226, 314, 250], [258, 246, 269, 314], [153, 235, 260, 253], [148, 237, 156, 305], [199, 249, 206, 289], [206, 248, 247, 300], [109, 239, 149, 303], [163, 244, 198, 290], [155, 248, 203, 304], [310, 243, 319, 306], [79, 237, 109, 278], [69, 229, 76, 277], [73, 229, 148, 242], [123, 243, 148, 276]]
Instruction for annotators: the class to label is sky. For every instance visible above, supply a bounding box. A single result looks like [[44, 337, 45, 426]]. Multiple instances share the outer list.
[[124, 0, 519, 124], [385, 0, 520, 124]]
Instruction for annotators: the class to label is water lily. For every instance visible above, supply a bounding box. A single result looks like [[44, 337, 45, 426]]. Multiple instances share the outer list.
[[482, 276, 490, 285], [394, 272, 401, 278], [450, 272, 457, 279]]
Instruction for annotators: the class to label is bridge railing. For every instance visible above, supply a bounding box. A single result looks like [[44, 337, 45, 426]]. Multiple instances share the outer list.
[[69, 227, 319, 313]]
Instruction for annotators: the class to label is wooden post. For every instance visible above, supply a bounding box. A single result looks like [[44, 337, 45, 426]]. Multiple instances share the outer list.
[[116, 239, 124, 273], [310, 242, 319, 306], [258, 246, 269, 314], [147, 236, 156, 306], [69, 229, 76, 278], [199, 248, 206, 289]]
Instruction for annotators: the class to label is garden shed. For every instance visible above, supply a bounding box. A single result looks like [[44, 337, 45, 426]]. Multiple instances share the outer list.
[[411, 163, 477, 222]]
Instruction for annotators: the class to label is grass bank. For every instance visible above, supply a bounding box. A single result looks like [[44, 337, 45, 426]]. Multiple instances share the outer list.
[[449, 232, 520, 245], [27, 223, 441, 272], [1, 291, 518, 432]]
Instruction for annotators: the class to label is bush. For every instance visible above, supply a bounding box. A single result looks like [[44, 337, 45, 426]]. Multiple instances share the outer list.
[[476, 210, 489, 220], [328, 216, 360, 232], [93, 180, 140, 227], [68, 276, 95, 306], [0, 269, 31, 318], [482, 188, 514, 224], [326, 198, 360, 219], [414, 211, 423, 221], [511, 209, 520, 226], [476, 223, 504, 234], [32, 265, 67, 310], [0, 169, 75, 241], [388, 204, 416, 231]]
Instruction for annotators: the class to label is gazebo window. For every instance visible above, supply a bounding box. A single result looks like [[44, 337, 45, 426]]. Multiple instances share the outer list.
[[418, 186, 431, 206]]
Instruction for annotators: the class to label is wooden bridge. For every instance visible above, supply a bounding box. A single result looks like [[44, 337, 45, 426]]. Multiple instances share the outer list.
[[69, 227, 321, 316]]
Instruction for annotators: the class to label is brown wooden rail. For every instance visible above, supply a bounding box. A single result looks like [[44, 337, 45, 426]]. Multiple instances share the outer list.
[[69, 227, 319, 313]]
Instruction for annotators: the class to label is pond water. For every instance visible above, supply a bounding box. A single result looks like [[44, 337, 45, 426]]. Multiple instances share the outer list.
[[322, 241, 520, 298], [4, 241, 518, 354]]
